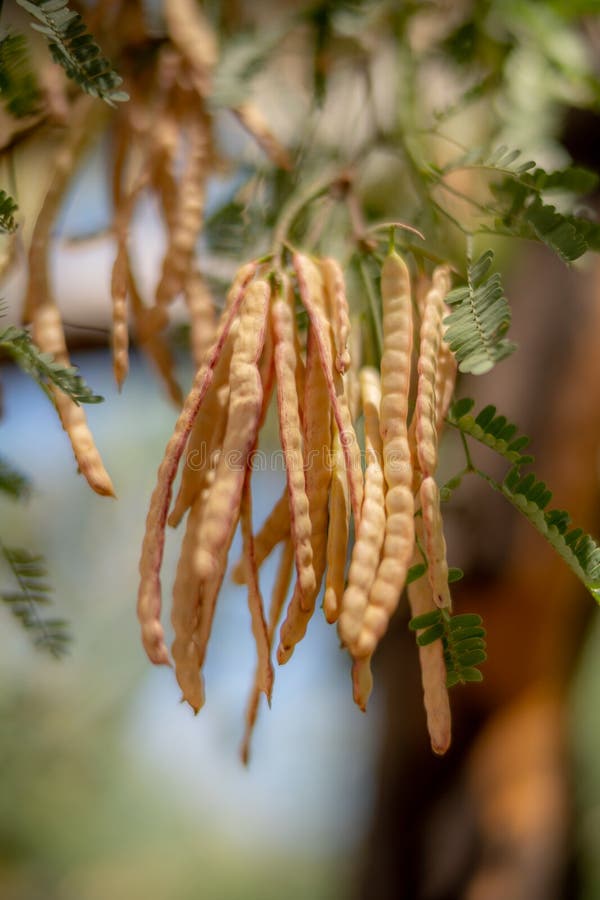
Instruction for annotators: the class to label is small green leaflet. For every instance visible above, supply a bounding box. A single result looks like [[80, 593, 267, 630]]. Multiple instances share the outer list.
[[409, 608, 487, 687], [447, 398, 533, 466]]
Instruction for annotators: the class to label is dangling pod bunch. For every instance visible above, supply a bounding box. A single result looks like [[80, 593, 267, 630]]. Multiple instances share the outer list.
[[137, 247, 464, 760]]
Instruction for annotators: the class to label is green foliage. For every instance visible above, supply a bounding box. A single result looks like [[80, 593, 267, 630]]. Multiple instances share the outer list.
[[447, 398, 533, 466], [0, 456, 30, 500], [429, 146, 600, 261], [489, 180, 600, 262], [409, 607, 488, 688], [1, 544, 71, 657], [0, 189, 18, 233], [436, 144, 537, 178], [449, 397, 600, 604], [16, 0, 128, 106], [0, 31, 41, 118], [502, 468, 600, 603], [0, 325, 104, 405], [443, 249, 516, 375]]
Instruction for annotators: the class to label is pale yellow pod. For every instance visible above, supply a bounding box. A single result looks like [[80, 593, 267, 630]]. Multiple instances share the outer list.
[[276, 588, 306, 664], [420, 475, 452, 610], [149, 107, 180, 236], [171, 498, 205, 712], [277, 326, 332, 657], [32, 302, 115, 498], [346, 314, 363, 421], [156, 114, 211, 306], [189, 468, 272, 699], [300, 325, 332, 610], [128, 264, 183, 407], [230, 489, 290, 585], [184, 267, 217, 369], [111, 245, 129, 390], [164, 0, 218, 97], [110, 153, 150, 392], [322, 429, 350, 625], [168, 384, 229, 529], [321, 257, 351, 373], [279, 276, 306, 431], [271, 283, 316, 602], [192, 546, 227, 674], [294, 253, 363, 526], [23, 95, 94, 324], [240, 539, 294, 765], [275, 315, 334, 663], [352, 655, 373, 713], [168, 324, 236, 528], [407, 522, 451, 755], [436, 288, 458, 428], [137, 261, 256, 665], [355, 251, 414, 658], [415, 266, 451, 477], [257, 313, 275, 430], [194, 282, 269, 581], [338, 366, 385, 652], [239, 474, 274, 702]]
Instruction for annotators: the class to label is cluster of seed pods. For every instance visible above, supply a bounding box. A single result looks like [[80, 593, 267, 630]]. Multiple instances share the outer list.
[[137, 247, 458, 760], [22, 0, 287, 499]]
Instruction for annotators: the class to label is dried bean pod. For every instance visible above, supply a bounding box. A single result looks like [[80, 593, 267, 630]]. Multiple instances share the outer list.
[[164, 0, 218, 97], [322, 429, 349, 625], [407, 522, 451, 755], [32, 302, 115, 498], [321, 257, 351, 373], [137, 261, 256, 665], [240, 538, 294, 765], [193, 281, 269, 581], [355, 250, 414, 658], [294, 253, 363, 526], [420, 475, 451, 610], [184, 267, 217, 369], [230, 489, 290, 585], [276, 323, 332, 660], [171, 498, 205, 711], [339, 367, 385, 653], [271, 281, 316, 602], [415, 266, 450, 477]]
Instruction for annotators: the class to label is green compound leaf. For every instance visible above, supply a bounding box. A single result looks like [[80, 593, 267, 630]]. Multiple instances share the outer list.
[[0, 31, 42, 118], [447, 398, 534, 466], [16, 0, 128, 106], [444, 250, 516, 375], [1, 544, 71, 658], [501, 467, 600, 604], [0, 325, 103, 405]]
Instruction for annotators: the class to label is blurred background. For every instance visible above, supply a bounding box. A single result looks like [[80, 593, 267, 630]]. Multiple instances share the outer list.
[[1, 1, 600, 898]]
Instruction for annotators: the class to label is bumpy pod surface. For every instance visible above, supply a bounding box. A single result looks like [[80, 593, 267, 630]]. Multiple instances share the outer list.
[[32, 302, 115, 498], [339, 367, 385, 654], [420, 475, 451, 610], [137, 261, 256, 665], [272, 282, 316, 602], [356, 251, 414, 658], [193, 281, 269, 581], [294, 253, 364, 527]]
